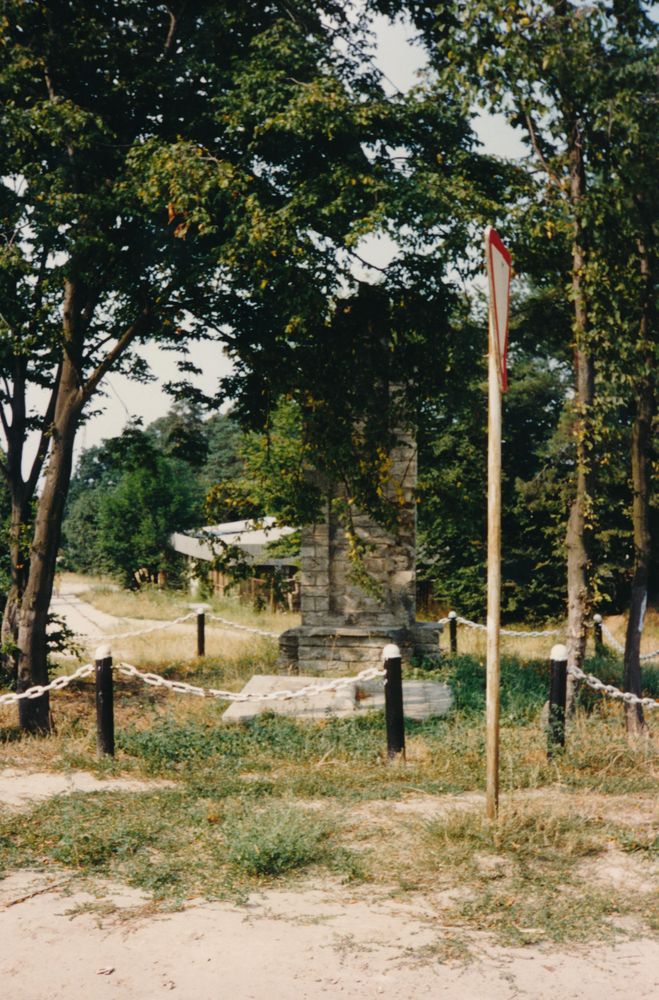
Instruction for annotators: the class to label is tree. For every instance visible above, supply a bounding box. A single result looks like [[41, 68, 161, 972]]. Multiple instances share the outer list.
[[0, 1, 478, 730], [406, 0, 658, 693], [63, 420, 202, 583], [97, 447, 201, 589], [417, 288, 571, 621]]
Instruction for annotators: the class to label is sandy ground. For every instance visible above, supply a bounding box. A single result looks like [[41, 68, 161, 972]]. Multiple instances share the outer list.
[[1, 865, 658, 1000], [1, 770, 658, 999], [49, 579, 194, 647]]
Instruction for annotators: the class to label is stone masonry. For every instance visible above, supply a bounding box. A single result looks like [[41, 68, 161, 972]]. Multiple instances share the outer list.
[[279, 427, 441, 673]]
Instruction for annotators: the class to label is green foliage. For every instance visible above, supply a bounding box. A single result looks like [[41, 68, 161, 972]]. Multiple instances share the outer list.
[[440, 655, 548, 719], [204, 399, 317, 527], [418, 302, 572, 619], [63, 423, 202, 585], [1, 1, 496, 695], [409, 1, 659, 620], [223, 803, 335, 877]]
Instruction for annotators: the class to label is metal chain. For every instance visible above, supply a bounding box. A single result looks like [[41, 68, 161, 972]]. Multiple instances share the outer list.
[[82, 611, 199, 644], [600, 623, 626, 655], [117, 662, 385, 702], [205, 613, 281, 639], [600, 623, 659, 661], [78, 611, 282, 645], [568, 664, 659, 710], [0, 664, 94, 705], [448, 615, 561, 638]]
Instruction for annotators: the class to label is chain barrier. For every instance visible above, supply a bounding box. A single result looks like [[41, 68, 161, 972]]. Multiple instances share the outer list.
[[116, 662, 385, 702], [76, 611, 281, 645], [568, 664, 659, 710], [439, 615, 561, 638], [1, 660, 385, 707], [444, 614, 659, 655], [600, 623, 625, 655], [599, 623, 659, 661], [0, 664, 94, 705], [82, 611, 199, 644], [205, 614, 281, 639], [4, 657, 656, 715]]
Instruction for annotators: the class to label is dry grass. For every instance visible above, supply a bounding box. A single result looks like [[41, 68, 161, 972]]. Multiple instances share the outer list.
[[73, 573, 300, 635], [443, 607, 659, 661]]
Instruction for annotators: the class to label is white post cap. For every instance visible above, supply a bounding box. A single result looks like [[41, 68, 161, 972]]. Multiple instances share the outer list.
[[550, 643, 568, 662], [448, 610, 457, 619], [593, 613, 602, 624], [382, 643, 401, 661], [95, 644, 112, 661]]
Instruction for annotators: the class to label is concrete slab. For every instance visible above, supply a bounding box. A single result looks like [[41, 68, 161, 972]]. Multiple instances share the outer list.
[[222, 675, 452, 723]]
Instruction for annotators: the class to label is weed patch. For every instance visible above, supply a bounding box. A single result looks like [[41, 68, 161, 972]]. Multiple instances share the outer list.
[[420, 802, 657, 945], [223, 802, 336, 877]]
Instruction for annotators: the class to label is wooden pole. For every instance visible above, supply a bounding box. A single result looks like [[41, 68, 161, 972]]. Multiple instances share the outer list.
[[449, 611, 458, 655], [486, 315, 502, 821], [382, 643, 405, 760], [95, 644, 114, 757]]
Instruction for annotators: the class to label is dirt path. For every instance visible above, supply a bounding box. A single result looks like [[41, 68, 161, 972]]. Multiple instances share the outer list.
[[1, 770, 657, 999], [48, 579, 255, 657], [1, 866, 657, 1000]]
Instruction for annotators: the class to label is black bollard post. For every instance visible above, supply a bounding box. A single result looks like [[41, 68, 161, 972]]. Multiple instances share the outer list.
[[593, 614, 603, 655], [197, 611, 206, 657], [383, 643, 405, 760], [95, 645, 115, 757], [448, 611, 458, 655], [547, 643, 568, 758]]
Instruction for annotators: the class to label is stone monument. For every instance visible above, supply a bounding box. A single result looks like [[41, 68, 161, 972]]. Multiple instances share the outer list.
[[279, 426, 441, 673]]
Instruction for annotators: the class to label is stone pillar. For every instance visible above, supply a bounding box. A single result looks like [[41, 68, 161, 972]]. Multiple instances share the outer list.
[[279, 427, 441, 673]]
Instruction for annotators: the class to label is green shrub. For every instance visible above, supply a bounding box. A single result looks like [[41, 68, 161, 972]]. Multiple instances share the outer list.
[[223, 803, 334, 877]]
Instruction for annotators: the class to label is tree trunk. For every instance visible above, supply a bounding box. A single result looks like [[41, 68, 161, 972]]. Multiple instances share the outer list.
[[623, 384, 652, 736], [1, 499, 31, 686], [565, 122, 594, 708], [16, 359, 82, 733], [623, 237, 655, 737]]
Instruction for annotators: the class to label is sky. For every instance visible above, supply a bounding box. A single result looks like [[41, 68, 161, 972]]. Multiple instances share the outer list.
[[74, 14, 526, 457]]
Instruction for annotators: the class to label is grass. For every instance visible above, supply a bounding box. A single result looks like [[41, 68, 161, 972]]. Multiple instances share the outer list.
[[440, 606, 659, 662], [418, 802, 657, 946], [57, 571, 298, 668], [72, 573, 300, 635], [1, 584, 658, 949]]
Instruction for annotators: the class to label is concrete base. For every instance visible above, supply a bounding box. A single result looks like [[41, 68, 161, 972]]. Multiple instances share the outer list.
[[278, 621, 443, 675], [222, 674, 453, 723]]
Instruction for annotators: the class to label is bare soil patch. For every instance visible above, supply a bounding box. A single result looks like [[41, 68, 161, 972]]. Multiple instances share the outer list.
[[0, 768, 174, 809], [1, 868, 658, 1000]]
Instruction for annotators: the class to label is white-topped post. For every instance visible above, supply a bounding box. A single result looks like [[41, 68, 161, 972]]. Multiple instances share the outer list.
[[94, 644, 114, 757], [382, 644, 405, 760]]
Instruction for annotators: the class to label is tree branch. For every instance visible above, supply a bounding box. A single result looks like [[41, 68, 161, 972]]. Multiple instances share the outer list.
[[349, 250, 388, 274], [25, 362, 63, 498], [81, 308, 153, 403], [522, 110, 562, 188], [163, 4, 185, 57]]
